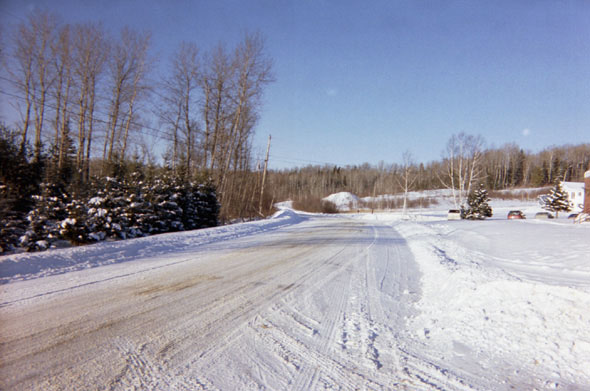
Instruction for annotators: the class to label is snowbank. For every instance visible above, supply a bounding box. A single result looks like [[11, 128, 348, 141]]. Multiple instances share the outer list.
[[393, 218, 590, 388], [322, 192, 360, 211], [0, 209, 307, 285], [274, 200, 294, 210]]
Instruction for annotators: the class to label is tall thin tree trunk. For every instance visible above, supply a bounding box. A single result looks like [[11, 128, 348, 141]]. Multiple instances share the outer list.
[[120, 86, 138, 161], [58, 74, 71, 170], [85, 77, 97, 182]]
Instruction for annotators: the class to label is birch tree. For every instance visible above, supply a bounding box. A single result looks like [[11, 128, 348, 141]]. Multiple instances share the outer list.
[[51, 24, 73, 172], [395, 150, 417, 215], [9, 11, 58, 160], [71, 23, 108, 182], [103, 28, 151, 167], [30, 12, 58, 162], [201, 43, 232, 171], [439, 133, 485, 208], [160, 42, 200, 177], [218, 32, 273, 200], [10, 20, 35, 156]]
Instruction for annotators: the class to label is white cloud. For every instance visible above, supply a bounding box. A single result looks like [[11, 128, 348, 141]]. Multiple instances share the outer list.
[[522, 128, 530, 136], [326, 88, 338, 96]]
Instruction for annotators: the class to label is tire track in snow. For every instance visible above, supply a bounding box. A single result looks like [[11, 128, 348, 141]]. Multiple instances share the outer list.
[[149, 223, 359, 389], [1, 215, 475, 390], [109, 338, 215, 391], [289, 255, 356, 391], [254, 222, 413, 389]]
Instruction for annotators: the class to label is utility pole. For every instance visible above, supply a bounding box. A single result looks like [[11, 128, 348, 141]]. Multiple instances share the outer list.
[[259, 134, 271, 216]]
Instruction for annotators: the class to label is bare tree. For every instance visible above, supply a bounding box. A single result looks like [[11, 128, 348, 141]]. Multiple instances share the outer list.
[[395, 150, 417, 215], [201, 43, 233, 171], [9, 11, 58, 160], [439, 133, 485, 208], [158, 74, 183, 173], [30, 12, 58, 162], [51, 24, 74, 171], [71, 23, 108, 182], [103, 27, 151, 167], [218, 32, 273, 200], [10, 21, 35, 155], [159, 42, 200, 177]]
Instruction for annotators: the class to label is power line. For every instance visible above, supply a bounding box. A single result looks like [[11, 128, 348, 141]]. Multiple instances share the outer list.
[[1, 85, 351, 169], [0, 74, 220, 147], [0, 86, 176, 145], [0, 74, 167, 133], [2, 80, 337, 169], [268, 154, 343, 167]]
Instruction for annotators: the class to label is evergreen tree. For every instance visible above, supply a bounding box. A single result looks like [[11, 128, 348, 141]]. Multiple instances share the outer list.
[[461, 184, 493, 220], [145, 174, 184, 233], [178, 179, 219, 230], [121, 171, 150, 238], [550, 156, 561, 183], [197, 180, 220, 228], [512, 149, 525, 187], [60, 198, 89, 245], [0, 183, 28, 253], [21, 182, 69, 251], [178, 181, 198, 230], [86, 177, 128, 241], [0, 125, 44, 252], [542, 181, 571, 218]]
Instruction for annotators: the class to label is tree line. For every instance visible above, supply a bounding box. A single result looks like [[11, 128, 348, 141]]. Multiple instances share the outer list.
[[263, 140, 590, 211], [2, 10, 273, 220]]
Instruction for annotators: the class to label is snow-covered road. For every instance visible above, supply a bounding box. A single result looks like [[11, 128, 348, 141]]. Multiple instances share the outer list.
[[1, 209, 589, 390], [0, 214, 439, 390]]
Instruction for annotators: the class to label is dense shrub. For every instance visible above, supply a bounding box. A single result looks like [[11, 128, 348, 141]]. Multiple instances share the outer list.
[[293, 196, 338, 214], [488, 188, 550, 201], [1, 125, 219, 253]]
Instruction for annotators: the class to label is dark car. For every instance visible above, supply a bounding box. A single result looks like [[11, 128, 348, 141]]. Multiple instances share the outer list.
[[568, 213, 579, 219], [507, 210, 525, 219]]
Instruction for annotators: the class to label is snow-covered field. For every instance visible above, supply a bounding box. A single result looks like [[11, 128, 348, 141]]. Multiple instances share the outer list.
[[1, 197, 589, 390], [357, 208, 590, 389]]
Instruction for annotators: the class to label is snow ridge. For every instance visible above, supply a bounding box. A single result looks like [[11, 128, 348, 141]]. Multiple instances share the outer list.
[[0, 210, 306, 285]]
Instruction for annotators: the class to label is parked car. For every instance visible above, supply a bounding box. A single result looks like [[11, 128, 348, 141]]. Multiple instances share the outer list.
[[447, 209, 462, 220], [535, 212, 554, 219], [568, 213, 579, 219], [507, 210, 525, 219]]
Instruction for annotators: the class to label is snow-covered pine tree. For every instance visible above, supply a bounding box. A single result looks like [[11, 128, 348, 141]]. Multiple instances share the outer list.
[[0, 183, 28, 253], [21, 182, 69, 251], [461, 184, 493, 220], [163, 176, 185, 232], [146, 175, 184, 233], [0, 125, 43, 252], [121, 172, 150, 238], [86, 177, 128, 241], [542, 181, 571, 218], [136, 178, 160, 234], [196, 180, 219, 228], [60, 198, 89, 245], [179, 180, 198, 230]]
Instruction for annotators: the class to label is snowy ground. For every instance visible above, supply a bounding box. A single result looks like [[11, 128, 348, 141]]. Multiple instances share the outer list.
[[1, 199, 589, 390], [356, 202, 590, 390]]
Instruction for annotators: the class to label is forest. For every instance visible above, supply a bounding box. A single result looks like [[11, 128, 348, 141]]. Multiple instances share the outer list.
[[267, 141, 590, 210], [1, 11, 589, 253]]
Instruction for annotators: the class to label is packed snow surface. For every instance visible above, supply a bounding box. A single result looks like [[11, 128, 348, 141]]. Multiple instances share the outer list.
[[1, 199, 589, 390]]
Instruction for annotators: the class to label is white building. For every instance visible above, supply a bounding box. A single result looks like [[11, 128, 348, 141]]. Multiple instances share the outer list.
[[562, 181, 585, 213]]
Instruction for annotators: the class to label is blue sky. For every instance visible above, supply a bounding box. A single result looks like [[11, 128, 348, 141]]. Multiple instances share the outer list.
[[1, 0, 589, 169]]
